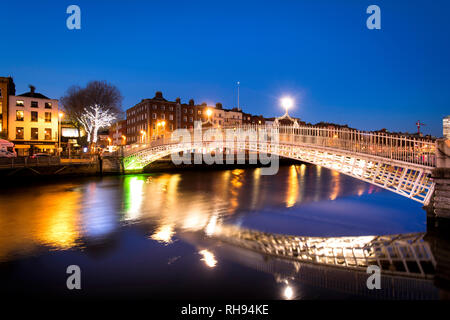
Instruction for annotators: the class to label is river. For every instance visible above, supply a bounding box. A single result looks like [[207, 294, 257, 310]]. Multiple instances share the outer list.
[[0, 164, 439, 300]]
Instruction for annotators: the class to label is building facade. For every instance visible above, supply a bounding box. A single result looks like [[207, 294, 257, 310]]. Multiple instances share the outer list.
[[8, 86, 59, 156], [0, 76, 15, 137], [126, 92, 217, 144], [109, 119, 127, 145], [444, 116, 450, 139]]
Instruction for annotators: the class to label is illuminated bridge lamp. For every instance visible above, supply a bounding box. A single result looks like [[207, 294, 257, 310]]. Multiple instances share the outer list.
[[281, 97, 293, 115]]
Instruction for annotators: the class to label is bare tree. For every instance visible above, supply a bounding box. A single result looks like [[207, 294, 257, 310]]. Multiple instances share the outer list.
[[60, 80, 123, 146], [78, 105, 117, 144]]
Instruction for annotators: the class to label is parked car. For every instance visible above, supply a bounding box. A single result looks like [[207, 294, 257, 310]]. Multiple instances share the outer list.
[[0, 139, 17, 158]]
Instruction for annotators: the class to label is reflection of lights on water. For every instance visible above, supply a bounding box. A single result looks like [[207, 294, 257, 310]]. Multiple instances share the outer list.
[[286, 165, 299, 208], [151, 224, 175, 244], [284, 286, 294, 300], [125, 177, 145, 220], [329, 170, 340, 201], [205, 214, 218, 236], [199, 249, 217, 268]]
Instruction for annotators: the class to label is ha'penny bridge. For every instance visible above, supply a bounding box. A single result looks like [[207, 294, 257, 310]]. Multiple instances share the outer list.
[[122, 124, 450, 209]]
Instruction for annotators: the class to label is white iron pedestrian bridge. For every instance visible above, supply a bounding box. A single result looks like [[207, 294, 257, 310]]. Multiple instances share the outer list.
[[122, 124, 437, 205]]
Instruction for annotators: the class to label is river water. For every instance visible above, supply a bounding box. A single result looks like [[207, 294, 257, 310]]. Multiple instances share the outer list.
[[0, 164, 439, 300]]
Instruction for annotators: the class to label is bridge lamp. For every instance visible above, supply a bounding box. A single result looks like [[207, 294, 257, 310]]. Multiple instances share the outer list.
[[281, 97, 293, 114]]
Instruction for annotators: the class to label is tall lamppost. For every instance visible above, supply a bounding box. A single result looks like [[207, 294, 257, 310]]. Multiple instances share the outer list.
[[140, 130, 146, 143], [58, 112, 64, 156], [274, 97, 299, 127]]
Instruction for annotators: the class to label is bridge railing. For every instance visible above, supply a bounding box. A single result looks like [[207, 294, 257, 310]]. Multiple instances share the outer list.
[[123, 124, 437, 168], [242, 124, 436, 168]]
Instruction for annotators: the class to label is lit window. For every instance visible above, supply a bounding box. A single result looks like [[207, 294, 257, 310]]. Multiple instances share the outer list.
[[152, 113, 157, 119], [183, 116, 187, 122], [31, 101, 38, 108], [189, 117, 193, 122], [169, 114, 173, 120], [45, 102, 52, 109], [16, 100, 24, 106], [31, 128, 39, 140], [45, 112, 51, 122], [31, 111, 38, 122], [44, 128, 52, 140], [16, 110, 24, 121], [16, 127, 24, 139], [161, 114, 165, 120]]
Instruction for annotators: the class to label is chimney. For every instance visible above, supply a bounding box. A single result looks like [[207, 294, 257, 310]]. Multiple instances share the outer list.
[[176, 97, 181, 104], [215, 103, 222, 109], [189, 99, 195, 106], [29, 85, 35, 94], [154, 91, 163, 99]]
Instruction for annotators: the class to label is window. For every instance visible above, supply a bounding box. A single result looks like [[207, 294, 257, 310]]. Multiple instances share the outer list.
[[0, 88, 2, 97], [189, 117, 193, 122], [16, 127, 24, 139], [198, 110, 202, 115], [183, 109, 187, 113], [45, 102, 52, 109], [16, 110, 24, 121], [31, 101, 38, 108], [31, 111, 38, 122], [45, 112, 51, 122], [44, 128, 52, 140], [169, 106, 173, 111], [189, 109, 193, 114], [183, 116, 187, 122], [169, 114, 173, 120], [152, 113, 157, 119], [16, 100, 24, 106], [169, 124, 173, 130], [161, 114, 165, 120], [31, 128, 39, 140], [153, 105, 157, 110], [161, 105, 165, 111]]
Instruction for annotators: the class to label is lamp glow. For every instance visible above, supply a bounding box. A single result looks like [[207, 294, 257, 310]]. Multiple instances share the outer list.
[[281, 97, 294, 112]]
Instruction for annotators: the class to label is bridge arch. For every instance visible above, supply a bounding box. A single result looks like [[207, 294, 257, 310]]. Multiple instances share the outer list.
[[122, 125, 436, 204]]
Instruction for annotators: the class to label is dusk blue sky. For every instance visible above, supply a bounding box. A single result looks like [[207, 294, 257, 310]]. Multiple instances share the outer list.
[[1, 0, 449, 136]]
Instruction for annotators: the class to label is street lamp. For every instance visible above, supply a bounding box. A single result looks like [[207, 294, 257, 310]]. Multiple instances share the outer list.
[[140, 130, 146, 143], [58, 112, 64, 156], [206, 109, 212, 123], [121, 135, 126, 145], [281, 97, 293, 115]]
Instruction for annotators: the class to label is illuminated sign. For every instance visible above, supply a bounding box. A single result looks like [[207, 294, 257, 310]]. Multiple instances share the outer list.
[[62, 128, 79, 137]]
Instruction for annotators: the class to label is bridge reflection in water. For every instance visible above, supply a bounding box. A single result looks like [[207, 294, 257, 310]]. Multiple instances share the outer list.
[[183, 223, 439, 299]]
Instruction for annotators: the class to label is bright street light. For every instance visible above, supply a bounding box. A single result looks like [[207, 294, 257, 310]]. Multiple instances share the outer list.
[[281, 97, 293, 113], [206, 109, 212, 117]]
